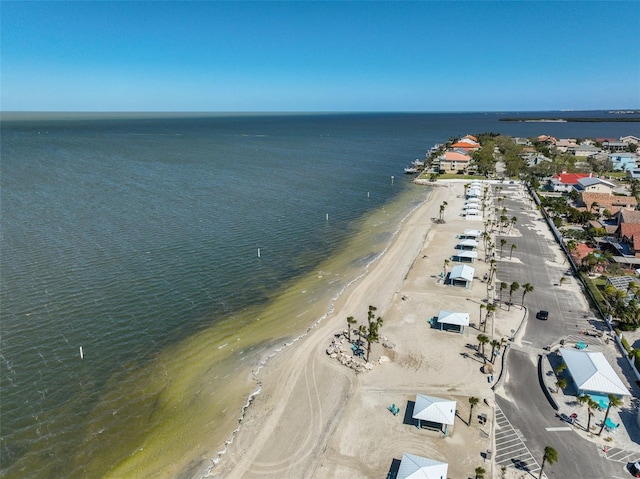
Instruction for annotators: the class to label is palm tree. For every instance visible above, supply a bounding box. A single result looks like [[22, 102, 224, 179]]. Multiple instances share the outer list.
[[364, 305, 383, 362], [597, 394, 623, 436], [443, 258, 450, 277], [479, 304, 486, 324], [499, 282, 508, 303], [538, 446, 558, 479], [555, 377, 567, 393], [489, 339, 501, 363], [477, 334, 490, 359], [439, 201, 448, 221], [521, 283, 534, 307], [484, 303, 496, 333], [508, 215, 518, 234], [468, 396, 479, 426], [474, 466, 486, 479], [509, 243, 517, 259], [346, 316, 357, 343], [508, 282, 520, 311], [500, 238, 507, 258], [577, 394, 597, 432]]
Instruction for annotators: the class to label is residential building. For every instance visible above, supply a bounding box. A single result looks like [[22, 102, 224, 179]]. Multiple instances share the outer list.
[[548, 171, 591, 192], [621, 135, 640, 145], [438, 150, 471, 173], [574, 176, 616, 194], [609, 152, 638, 171], [580, 192, 637, 215], [602, 140, 627, 152]]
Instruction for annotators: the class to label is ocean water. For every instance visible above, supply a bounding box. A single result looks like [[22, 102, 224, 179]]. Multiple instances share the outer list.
[[0, 112, 637, 478]]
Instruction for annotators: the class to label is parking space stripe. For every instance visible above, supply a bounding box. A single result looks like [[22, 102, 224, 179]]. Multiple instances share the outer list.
[[495, 405, 542, 474]]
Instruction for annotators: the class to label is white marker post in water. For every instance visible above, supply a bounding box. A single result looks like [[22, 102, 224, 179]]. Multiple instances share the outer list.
[[257, 248, 261, 258], [79, 346, 84, 360]]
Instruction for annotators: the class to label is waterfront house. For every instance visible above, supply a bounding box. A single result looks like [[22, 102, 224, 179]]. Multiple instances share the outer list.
[[621, 135, 640, 145], [555, 139, 578, 153], [602, 140, 627, 152], [570, 144, 601, 157], [438, 150, 471, 174], [523, 152, 552, 167]]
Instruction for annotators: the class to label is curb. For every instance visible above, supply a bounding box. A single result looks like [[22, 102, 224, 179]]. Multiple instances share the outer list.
[[538, 353, 559, 411]]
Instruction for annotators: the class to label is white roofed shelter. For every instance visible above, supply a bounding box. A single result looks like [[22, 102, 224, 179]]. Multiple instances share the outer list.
[[448, 264, 474, 288], [396, 453, 448, 479], [456, 239, 478, 250], [436, 310, 469, 333], [412, 394, 457, 435], [560, 348, 631, 399], [461, 229, 481, 238], [451, 250, 477, 263]]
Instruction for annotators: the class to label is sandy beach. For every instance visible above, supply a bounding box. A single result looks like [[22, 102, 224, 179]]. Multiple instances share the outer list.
[[210, 181, 523, 479]]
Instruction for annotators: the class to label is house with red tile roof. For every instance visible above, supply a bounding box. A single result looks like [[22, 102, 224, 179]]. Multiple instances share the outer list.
[[439, 150, 472, 173], [580, 192, 637, 215]]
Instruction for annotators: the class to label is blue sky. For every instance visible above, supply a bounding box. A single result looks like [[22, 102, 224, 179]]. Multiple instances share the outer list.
[[2, 1, 639, 112]]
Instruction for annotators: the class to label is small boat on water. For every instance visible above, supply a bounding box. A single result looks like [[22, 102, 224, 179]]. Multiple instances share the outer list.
[[404, 166, 419, 174]]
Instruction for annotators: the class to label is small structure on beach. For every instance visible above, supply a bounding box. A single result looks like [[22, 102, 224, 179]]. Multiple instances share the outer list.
[[459, 228, 482, 239], [448, 265, 474, 288], [456, 239, 478, 251], [559, 348, 631, 400], [412, 394, 456, 435], [396, 452, 448, 479], [436, 310, 469, 333], [451, 250, 477, 263]]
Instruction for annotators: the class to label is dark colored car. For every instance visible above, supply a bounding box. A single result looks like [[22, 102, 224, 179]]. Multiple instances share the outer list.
[[629, 461, 640, 477], [536, 310, 549, 320]]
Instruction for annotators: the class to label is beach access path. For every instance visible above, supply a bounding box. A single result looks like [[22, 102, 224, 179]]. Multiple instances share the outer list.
[[211, 181, 522, 479]]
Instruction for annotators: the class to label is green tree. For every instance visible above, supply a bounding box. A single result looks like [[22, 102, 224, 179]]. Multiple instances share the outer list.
[[500, 238, 507, 258], [521, 283, 534, 306], [508, 282, 520, 310], [443, 258, 450, 276], [346, 316, 357, 343], [468, 396, 479, 426], [363, 305, 383, 362], [474, 466, 486, 479], [499, 282, 508, 302], [484, 303, 497, 333], [555, 377, 567, 393], [510, 243, 517, 259], [477, 334, 490, 359], [489, 338, 501, 363], [597, 394, 623, 436], [538, 446, 558, 479]]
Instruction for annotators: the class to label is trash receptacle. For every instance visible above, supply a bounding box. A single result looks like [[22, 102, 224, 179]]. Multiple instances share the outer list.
[[486, 449, 492, 460]]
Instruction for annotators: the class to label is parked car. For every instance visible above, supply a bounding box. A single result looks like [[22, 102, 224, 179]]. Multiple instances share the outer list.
[[536, 310, 549, 320], [629, 461, 640, 477]]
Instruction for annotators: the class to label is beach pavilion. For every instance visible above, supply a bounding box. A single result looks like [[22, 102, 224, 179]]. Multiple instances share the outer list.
[[436, 310, 470, 333], [412, 394, 457, 435], [396, 453, 448, 479], [451, 250, 477, 263], [559, 348, 631, 405], [456, 239, 479, 251], [448, 264, 474, 288], [459, 228, 482, 240]]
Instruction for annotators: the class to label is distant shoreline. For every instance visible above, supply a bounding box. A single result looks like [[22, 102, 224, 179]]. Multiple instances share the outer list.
[[500, 117, 640, 123]]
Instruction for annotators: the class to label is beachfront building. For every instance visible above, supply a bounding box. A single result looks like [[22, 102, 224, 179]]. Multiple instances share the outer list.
[[559, 348, 631, 406], [448, 265, 474, 289], [456, 239, 478, 251], [451, 250, 477, 264], [438, 150, 471, 174], [459, 229, 482, 240], [436, 310, 470, 333], [396, 453, 448, 479], [412, 394, 456, 435]]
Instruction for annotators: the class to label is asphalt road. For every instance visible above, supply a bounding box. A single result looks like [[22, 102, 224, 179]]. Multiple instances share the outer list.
[[493, 184, 632, 479]]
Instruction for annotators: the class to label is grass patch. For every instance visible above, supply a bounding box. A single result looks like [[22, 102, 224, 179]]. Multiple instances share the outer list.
[[431, 174, 486, 180], [580, 272, 607, 308]]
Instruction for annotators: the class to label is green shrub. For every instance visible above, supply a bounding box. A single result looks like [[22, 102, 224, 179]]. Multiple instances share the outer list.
[[621, 336, 632, 353]]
